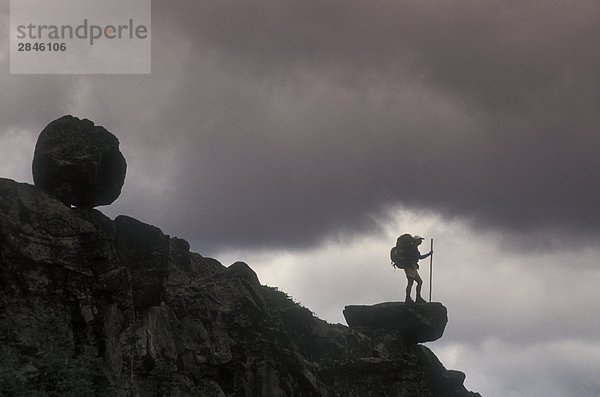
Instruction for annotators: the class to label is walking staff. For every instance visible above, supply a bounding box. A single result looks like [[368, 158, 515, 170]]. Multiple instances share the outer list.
[[429, 238, 434, 302]]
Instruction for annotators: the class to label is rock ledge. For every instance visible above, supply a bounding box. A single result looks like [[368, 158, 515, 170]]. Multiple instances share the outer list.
[[343, 302, 448, 344]]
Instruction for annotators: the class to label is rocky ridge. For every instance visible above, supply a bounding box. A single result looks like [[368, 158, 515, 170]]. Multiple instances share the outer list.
[[0, 177, 481, 396], [1, 114, 480, 397]]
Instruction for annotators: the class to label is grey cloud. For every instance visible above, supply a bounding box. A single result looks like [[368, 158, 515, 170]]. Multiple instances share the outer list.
[[436, 338, 600, 397], [2, 1, 600, 252], [143, 0, 600, 250]]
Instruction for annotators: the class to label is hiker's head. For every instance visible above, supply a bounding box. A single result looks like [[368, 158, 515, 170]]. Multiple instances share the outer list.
[[414, 235, 424, 245]]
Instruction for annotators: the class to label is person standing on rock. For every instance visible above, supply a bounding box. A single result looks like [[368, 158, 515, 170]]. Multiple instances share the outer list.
[[404, 235, 433, 304]]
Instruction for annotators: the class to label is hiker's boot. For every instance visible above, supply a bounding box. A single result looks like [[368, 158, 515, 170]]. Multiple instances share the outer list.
[[416, 295, 427, 304], [405, 295, 414, 304]]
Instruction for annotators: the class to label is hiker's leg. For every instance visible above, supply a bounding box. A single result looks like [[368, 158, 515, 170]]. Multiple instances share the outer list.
[[406, 278, 414, 297], [415, 272, 426, 302], [415, 273, 422, 295], [405, 278, 415, 302], [404, 267, 417, 303]]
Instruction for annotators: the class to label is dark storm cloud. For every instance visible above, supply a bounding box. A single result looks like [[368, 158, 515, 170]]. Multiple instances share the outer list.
[[3, 1, 600, 251], [148, 0, 600, 250]]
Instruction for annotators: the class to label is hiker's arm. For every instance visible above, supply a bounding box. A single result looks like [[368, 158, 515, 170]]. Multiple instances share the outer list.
[[419, 250, 433, 260]]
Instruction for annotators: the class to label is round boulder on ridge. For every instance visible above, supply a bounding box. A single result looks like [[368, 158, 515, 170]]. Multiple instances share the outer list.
[[32, 115, 127, 208]]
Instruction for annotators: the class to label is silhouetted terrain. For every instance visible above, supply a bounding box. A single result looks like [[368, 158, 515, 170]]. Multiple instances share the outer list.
[[0, 177, 481, 396]]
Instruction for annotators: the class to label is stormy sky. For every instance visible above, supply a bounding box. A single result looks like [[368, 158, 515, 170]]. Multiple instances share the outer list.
[[2, 1, 600, 396]]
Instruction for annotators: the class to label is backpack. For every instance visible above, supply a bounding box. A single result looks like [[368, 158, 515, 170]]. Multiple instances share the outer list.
[[390, 233, 415, 269]]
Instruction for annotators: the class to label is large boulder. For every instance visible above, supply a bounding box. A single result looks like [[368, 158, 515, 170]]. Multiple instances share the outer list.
[[343, 302, 448, 344], [32, 115, 127, 208]]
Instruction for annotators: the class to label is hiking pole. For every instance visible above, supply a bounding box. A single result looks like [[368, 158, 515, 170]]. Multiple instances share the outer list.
[[429, 238, 434, 303]]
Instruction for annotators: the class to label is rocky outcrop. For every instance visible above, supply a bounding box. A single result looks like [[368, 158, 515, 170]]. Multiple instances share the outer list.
[[0, 177, 481, 396], [32, 115, 127, 207], [343, 302, 448, 344], [114, 215, 170, 308]]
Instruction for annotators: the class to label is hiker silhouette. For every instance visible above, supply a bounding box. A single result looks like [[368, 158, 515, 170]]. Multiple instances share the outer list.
[[396, 235, 433, 304]]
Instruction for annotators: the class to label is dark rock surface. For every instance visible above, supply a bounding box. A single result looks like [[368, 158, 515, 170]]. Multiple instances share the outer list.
[[32, 115, 127, 207], [0, 177, 481, 396], [343, 302, 448, 344], [114, 215, 170, 308]]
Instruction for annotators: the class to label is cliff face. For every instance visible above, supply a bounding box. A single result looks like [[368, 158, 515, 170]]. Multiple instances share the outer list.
[[0, 177, 481, 396]]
